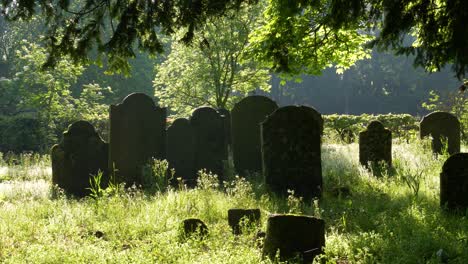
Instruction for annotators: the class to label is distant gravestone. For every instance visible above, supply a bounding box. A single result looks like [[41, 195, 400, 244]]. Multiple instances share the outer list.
[[359, 121, 392, 170], [167, 118, 196, 187], [263, 214, 325, 262], [231, 96, 278, 174], [109, 93, 166, 185], [440, 153, 468, 211], [51, 121, 108, 197], [420, 111, 460, 155], [228, 208, 261, 235], [217, 108, 231, 159], [262, 106, 323, 199], [190, 107, 226, 181]]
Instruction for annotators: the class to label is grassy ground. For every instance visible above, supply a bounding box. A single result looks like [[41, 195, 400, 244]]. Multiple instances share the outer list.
[[0, 139, 467, 263]]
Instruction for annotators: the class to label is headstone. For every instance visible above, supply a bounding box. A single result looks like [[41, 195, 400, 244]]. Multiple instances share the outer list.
[[167, 118, 196, 187], [51, 121, 109, 197], [263, 214, 325, 262], [109, 93, 166, 185], [190, 107, 226, 181], [420, 111, 460, 155], [217, 108, 231, 159], [261, 106, 323, 199], [180, 218, 209, 239], [359, 121, 392, 169], [231, 96, 278, 174], [228, 208, 261, 235], [440, 153, 468, 211]]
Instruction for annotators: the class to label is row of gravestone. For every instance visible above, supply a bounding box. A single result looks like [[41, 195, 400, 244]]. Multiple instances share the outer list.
[[51, 93, 467, 211], [181, 210, 326, 263]]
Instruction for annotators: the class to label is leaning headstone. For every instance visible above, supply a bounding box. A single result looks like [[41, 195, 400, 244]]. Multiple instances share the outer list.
[[420, 111, 460, 155], [109, 93, 166, 185], [217, 108, 231, 159], [262, 106, 323, 199], [440, 153, 468, 211], [263, 214, 325, 263], [231, 96, 278, 174], [359, 121, 392, 170], [51, 121, 109, 197], [167, 118, 196, 187], [190, 107, 226, 181], [228, 208, 261, 235]]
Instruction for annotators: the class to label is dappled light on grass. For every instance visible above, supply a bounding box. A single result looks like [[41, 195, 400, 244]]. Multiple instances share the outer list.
[[1, 141, 468, 263]]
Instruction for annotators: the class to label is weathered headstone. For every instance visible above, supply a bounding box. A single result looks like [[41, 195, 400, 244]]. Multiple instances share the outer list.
[[359, 121, 392, 169], [263, 214, 325, 262], [231, 96, 278, 174], [420, 111, 460, 155], [167, 118, 196, 187], [190, 107, 226, 180], [440, 153, 468, 211], [180, 218, 209, 240], [109, 93, 166, 185], [228, 208, 261, 235], [217, 108, 231, 159], [51, 121, 109, 197], [262, 106, 323, 199]]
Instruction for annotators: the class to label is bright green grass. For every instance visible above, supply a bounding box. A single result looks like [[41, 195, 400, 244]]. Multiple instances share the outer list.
[[0, 140, 467, 263]]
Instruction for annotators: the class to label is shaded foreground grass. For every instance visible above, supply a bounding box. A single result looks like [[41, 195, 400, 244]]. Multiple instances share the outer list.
[[1, 140, 468, 263]]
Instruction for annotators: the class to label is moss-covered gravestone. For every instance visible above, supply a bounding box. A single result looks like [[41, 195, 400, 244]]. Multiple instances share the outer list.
[[109, 93, 166, 185], [420, 111, 460, 155], [190, 107, 226, 181], [359, 121, 392, 170], [263, 214, 325, 263], [51, 121, 108, 197], [231, 96, 278, 174], [440, 153, 468, 211], [167, 118, 196, 187], [262, 106, 323, 199]]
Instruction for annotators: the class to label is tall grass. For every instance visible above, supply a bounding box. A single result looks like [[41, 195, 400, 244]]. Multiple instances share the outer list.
[[1, 138, 467, 263]]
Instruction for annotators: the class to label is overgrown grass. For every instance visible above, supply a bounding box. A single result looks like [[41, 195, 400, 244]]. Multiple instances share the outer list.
[[1, 139, 467, 263]]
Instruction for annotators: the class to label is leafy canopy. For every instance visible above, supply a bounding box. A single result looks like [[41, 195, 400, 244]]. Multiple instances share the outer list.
[[154, 4, 270, 117], [1, 0, 467, 78]]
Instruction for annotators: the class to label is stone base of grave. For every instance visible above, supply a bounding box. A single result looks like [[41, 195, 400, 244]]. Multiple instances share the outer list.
[[263, 214, 325, 263]]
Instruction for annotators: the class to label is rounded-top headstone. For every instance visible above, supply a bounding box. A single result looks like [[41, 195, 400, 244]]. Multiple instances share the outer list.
[[440, 153, 468, 211], [167, 118, 196, 187], [262, 105, 323, 199], [359, 120, 392, 171], [190, 106, 226, 180], [263, 214, 325, 262], [51, 121, 109, 197], [109, 93, 166, 185], [420, 111, 460, 155], [231, 96, 278, 174], [227, 208, 261, 235]]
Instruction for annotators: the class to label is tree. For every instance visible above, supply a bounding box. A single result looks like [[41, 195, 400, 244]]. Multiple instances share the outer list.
[[154, 4, 270, 117], [1, 0, 467, 79]]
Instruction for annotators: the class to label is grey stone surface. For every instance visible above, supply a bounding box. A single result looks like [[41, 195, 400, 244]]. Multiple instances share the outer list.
[[231, 96, 278, 174], [420, 111, 460, 155], [262, 106, 323, 199], [167, 118, 196, 187], [359, 121, 392, 170], [51, 121, 108, 197], [109, 93, 166, 185], [440, 153, 468, 211], [190, 107, 226, 181], [263, 214, 325, 262]]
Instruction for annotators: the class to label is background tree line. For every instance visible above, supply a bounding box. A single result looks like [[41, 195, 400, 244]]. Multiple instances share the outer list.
[[0, 1, 465, 153]]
